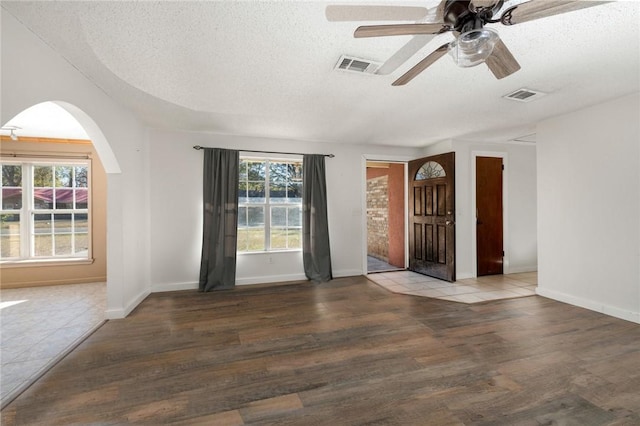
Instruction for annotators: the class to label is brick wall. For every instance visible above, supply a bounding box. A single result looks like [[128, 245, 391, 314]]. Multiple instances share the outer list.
[[367, 175, 389, 261]]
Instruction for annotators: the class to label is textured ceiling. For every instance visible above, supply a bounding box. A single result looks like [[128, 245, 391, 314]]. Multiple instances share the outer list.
[[2, 1, 639, 147]]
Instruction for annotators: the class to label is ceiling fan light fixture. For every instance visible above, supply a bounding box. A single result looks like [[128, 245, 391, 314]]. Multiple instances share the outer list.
[[448, 28, 499, 68]]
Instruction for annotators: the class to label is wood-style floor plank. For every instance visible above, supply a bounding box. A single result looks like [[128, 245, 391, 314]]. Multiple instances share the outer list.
[[2, 276, 640, 425]]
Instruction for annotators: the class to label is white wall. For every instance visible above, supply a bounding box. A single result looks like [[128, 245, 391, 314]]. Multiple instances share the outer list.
[[536, 93, 640, 324], [148, 128, 422, 291], [1, 11, 151, 318], [0, 8, 538, 316], [424, 140, 538, 279]]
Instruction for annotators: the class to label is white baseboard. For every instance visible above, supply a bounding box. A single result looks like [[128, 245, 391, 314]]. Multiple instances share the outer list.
[[105, 288, 150, 319], [151, 275, 308, 292], [153, 281, 198, 292], [0, 276, 107, 289], [333, 269, 363, 278], [455, 272, 474, 280], [236, 273, 307, 286], [454, 267, 537, 280], [506, 265, 538, 274], [536, 287, 640, 324], [151, 269, 364, 294]]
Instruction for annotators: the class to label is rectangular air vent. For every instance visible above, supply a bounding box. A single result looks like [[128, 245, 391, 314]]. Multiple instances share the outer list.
[[334, 55, 381, 74], [503, 88, 546, 103]]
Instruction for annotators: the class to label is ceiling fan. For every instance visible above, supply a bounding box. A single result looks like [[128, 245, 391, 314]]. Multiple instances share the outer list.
[[327, 1, 610, 85]]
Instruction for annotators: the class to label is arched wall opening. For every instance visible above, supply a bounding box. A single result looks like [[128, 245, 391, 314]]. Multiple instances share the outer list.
[[1, 101, 121, 317]]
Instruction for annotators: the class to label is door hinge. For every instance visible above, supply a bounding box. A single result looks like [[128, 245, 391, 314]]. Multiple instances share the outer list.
[[502, 251, 505, 256], [501, 164, 504, 171]]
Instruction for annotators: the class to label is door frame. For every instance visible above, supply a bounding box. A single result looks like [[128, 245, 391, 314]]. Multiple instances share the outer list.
[[471, 151, 509, 277], [361, 154, 413, 275]]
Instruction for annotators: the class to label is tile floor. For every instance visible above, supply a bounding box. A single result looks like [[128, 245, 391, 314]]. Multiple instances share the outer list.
[[0, 282, 106, 407], [367, 270, 537, 304], [367, 255, 403, 273]]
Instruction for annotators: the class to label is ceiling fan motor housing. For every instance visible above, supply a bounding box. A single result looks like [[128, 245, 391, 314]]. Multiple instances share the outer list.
[[444, 0, 473, 28], [444, 0, 502, 32]]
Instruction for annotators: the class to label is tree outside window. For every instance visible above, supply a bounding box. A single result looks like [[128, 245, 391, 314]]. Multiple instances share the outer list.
[[237, 158, 302, 252], [1, 161, 91, 261]]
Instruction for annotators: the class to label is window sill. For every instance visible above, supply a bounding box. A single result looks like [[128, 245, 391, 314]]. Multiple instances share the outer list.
[[237, 250, 302, 256], [0, 258, 95, 269]]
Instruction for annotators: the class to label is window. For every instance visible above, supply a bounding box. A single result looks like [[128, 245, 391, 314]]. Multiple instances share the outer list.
[[1, 160, 91, 262], [237, 158, 302, 252], [415, 161, 446, 180]]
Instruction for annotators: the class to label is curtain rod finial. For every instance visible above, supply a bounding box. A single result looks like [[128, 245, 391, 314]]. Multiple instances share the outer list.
[[193, 145, 202, 150], [328, 154, 335, 158]]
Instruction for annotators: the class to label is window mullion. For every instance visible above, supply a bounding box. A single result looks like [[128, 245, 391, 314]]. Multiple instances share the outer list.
[[22, 164, 33, 259], [264, 160, 271, 251]]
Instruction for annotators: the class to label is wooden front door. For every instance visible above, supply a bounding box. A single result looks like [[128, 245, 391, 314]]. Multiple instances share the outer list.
[[408, 153, 455, 282], [476, 156, 503, 276]]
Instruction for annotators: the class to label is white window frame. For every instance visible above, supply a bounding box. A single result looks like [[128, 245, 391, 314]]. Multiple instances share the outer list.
[[0, 158, 93, 264], [237, 156, 303, 253]]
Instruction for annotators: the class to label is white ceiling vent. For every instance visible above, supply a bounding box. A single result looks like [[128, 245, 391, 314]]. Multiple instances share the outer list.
[[503, 88, 546, 103], [334, 55, 381, 74]]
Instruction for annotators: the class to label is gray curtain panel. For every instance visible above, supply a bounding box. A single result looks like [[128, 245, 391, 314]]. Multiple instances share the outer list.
[[199, 148, 239, 292], [302, 154, 333, 282]]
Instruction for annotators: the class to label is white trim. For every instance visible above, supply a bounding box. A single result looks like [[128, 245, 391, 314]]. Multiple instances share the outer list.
[[456, 138, 536, 147], [152, 281, 198, 292], [362, 154, 418, 163], [404, 161, 409, 269], [536, 287, 640, 325], [236, 273, 307, 286], [237, 249, 302, 256], [151, 270, 361, 292], [456, 272, 474, 280], [152, 275, 310, 290], [361, 154, 411, 275], [105, 288, 150, 319], [506, 265, 537, 274], [0, 258, 94, 268], [0, 276, 105, 289], [471, 151, 509, 278], [332, 269, 362, 278], [361, 155, 368, 275]]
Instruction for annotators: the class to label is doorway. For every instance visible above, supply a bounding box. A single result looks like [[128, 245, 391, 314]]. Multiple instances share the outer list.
[[365, 161, 405, 273], [475, 155, 504, 276], [0, 102, 108, 407], [408, 152, 456, 282]]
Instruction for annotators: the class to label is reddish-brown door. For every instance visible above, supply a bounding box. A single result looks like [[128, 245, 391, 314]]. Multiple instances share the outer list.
[[408, 152, 455, 282], [476, 156, 503, 276]]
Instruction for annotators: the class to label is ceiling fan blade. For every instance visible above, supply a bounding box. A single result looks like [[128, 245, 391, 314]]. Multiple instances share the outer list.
[[434, 0, 447, 22], [376, 35, 435, 75], [355, 23, 447, 38], [500, 1, 611, 25], [485, 39, 521, 79], [471, 0, 499, 8], [392, 43, 450, 86], [325, 5, 429, 22]]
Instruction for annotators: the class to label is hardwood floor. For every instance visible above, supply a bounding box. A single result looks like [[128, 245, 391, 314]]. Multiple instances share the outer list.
[[2, 276, 640, 425]]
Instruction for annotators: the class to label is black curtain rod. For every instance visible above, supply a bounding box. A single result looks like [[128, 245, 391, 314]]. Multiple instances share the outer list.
[[193, 145, 334, 158]]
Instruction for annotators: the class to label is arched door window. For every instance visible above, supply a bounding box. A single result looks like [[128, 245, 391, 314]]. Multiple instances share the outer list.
[[415, 161, 446, 180]]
